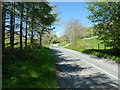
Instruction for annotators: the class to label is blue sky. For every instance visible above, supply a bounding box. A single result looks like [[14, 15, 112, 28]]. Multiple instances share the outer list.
[[51, 2, 93, 37]]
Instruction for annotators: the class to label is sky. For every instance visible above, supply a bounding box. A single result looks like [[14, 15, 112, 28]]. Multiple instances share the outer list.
[[51, 2, 94, 37]]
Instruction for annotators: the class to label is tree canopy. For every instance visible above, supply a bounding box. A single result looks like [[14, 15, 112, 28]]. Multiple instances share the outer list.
[[2, 2, 58, 51], [86, 2, 120, 49]]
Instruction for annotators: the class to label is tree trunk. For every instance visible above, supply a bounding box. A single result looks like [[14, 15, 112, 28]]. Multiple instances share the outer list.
[[25, 8, 28, 49], [10, 2, 15, 49], [30, 20, 33, 47], [98, 44, 100, 50], [20, 4, 23, 50], [39, 33, 42, 46], [30, 4, 34, 47], [2, 3, 6, 52], [104, 44, 106, 50]]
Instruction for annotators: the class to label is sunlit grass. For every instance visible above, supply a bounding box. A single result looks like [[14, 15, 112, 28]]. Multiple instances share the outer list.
[[3, 46, 57, 88], [65, 38, 120, 61], [58, 42, 68, 46], [5, 40, 31, 48]]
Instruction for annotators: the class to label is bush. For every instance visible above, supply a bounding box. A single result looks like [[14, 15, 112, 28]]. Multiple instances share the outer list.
[[52, 39, 60, 44]]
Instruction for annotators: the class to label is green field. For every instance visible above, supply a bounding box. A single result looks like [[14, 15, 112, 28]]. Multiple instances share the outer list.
[[65, 38, 105, 51], [67, 38, 111, 50], [58, 42, 68, 46], [3, 46, 57, 88], [61, 38, 120, 62]]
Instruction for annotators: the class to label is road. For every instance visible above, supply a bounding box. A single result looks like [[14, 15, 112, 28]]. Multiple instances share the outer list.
[[50, 44, 119, 89]]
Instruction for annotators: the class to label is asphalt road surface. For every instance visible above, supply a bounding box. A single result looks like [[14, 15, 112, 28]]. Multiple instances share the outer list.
[[50, 44, 119, 89]]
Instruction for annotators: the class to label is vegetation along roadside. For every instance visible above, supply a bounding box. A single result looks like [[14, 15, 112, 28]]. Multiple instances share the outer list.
[[3, 46, 57, 88]]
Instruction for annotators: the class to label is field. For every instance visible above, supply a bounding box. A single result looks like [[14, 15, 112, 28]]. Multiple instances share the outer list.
[[59, 38, 120, 62], [58, 42, 68, 46]]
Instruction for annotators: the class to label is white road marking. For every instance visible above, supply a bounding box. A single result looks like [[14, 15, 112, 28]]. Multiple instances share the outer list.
[[52, 46, 119, 80], [81, 59, 119, 80]]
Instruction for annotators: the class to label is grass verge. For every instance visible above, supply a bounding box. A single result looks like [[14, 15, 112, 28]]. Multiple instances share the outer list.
[[58, 42, 68, 46], [3, 46, 57, 88], [64, 38, 120, 62], [82, 49, 120, 62], [66, 45, 120, 62]]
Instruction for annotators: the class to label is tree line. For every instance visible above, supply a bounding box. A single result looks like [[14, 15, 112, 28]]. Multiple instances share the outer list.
[[87, 2, 120, 49], [2, 2, 57, 52]]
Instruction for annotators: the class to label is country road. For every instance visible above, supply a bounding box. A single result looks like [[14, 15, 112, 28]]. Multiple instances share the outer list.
[[50, 44, 119, 89]]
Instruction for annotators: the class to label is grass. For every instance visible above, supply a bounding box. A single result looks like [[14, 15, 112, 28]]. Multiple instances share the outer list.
[[58, 42, 68, 46], [5, 40, 31, 48], [64, 38, 120, 62], [82, 49, 120, 62], [66, 38, 105, 51], [3, 46, 57, 88]]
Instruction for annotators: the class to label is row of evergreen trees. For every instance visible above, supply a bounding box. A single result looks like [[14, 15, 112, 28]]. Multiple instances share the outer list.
[[2, 2, 57, 51]]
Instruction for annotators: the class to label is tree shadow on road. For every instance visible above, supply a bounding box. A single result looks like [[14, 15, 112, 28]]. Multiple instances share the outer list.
[[56, 62, 118, 89], [57, 72, 118, 89], [57, 64, 92, 73], [51, 48, 119, 89]]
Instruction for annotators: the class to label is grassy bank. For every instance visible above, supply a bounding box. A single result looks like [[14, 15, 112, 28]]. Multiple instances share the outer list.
[[62, 38, 120, 62], [3, 46, 57, 88], [58, 42, 68, 46], [82, 49, 120, 61], [65, 38, 105, 52]]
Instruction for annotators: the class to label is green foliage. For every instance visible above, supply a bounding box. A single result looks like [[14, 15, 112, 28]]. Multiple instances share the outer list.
[[52, 39, 59, 44], [2, 2, 58, 88], [82, 49, 120, 61], [3, 47, 57, 88], [58, 34, 70, 43], [86, 2, 120, 49], [2, 2, 58, 49], [65, 38, 120, 61]]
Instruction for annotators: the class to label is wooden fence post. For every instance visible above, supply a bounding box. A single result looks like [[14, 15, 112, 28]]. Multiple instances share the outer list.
[[104, 44, 106, 50], [98, 44, 99, 50]]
